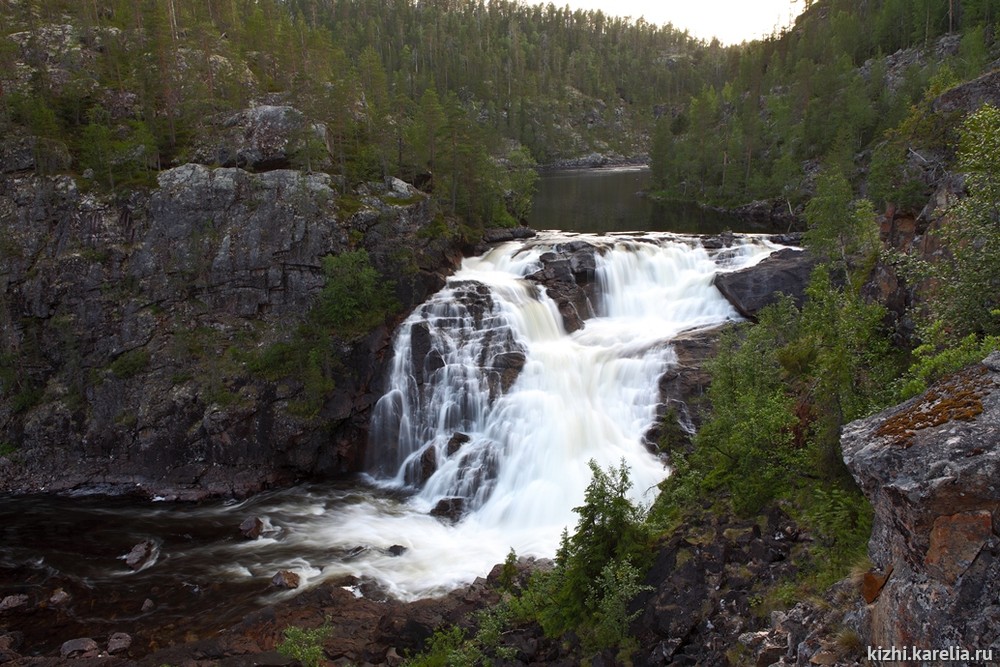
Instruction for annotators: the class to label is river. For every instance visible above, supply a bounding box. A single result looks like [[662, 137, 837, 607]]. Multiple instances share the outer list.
[[527, 166, 758, 235], [0, 170, 784, 656]]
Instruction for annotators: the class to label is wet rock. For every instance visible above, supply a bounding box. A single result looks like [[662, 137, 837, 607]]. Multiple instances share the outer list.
[[0, 595, 29, 612], [446, 432, 470, 456], [490, 351, 526, 394], [141, 598, 155, 612], [240, 516, 265, 539], [271, 570, 301, 590], [712, 247, 815, 320], [430, 497, 465, 523], [701, 230, 736, 249], [48, 588, 71, 606], [656, 325, 725, 435], [387, 545, 407, 557], [478, 225, 537, 246], [525, 242, 599, 333], [419, 446, 437, 483], [107, 632, 132, 655], [124, 539, 157, 570], [60, 638, 99, 659]]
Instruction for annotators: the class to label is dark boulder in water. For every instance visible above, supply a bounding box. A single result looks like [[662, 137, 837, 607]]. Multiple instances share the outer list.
[[430, 497, 466, 523], [712, 247, 815, 320]]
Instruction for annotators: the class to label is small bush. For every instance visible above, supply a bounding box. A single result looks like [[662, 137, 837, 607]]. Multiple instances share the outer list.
[[109, 348, 150, 379], [313, 249, 399, 334], [277, 621, 331, 667]]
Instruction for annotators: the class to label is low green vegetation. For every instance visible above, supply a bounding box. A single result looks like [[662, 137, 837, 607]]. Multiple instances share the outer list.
[[277, 620, 332, 667], [247, 249, 399, 417], [109, 348, 151, 379]]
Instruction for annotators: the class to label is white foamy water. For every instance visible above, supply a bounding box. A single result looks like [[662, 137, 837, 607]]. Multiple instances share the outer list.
[[198, 232, 782, 600]]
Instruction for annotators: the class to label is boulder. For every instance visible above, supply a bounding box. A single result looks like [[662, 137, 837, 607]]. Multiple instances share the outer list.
[[446, 432, 471, 456], [271, 570, 301, 590], [0, 595, 29, 612], [841, 354, 1000, 654], [123, 540, 158, 570], [239, 516, 265, 540], [525, 241, 600, 333], [419, 446, 437, 483], [48, 588, 71, 606], [107, 632, 132, 655], [60, 638, 99, 659], [712, 247, 815, 320], [430, 497, 466, 523], [193, 105, 330, 172], [478, 226, 537, 246]]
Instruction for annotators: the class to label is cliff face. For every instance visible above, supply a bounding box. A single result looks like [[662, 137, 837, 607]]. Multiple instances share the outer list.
[[842, 354, 1000, 658], [0, 152, 463, 499]]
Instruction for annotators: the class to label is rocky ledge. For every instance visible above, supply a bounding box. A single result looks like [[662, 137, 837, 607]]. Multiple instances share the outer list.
[[841, 353, 1000, 660]]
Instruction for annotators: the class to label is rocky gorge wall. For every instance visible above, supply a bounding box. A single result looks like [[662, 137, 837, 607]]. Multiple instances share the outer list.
[[842, 353, 1000, 661], [0, 137, 465, 499]]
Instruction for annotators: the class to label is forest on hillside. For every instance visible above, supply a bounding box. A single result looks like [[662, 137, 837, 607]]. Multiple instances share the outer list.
[[651, 0, 1000, 206], [3, 0, 998, 214], [0, 0, 720, 231]]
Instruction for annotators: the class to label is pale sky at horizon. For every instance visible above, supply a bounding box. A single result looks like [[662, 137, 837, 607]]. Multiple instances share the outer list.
[[557, 0, 807, 45]]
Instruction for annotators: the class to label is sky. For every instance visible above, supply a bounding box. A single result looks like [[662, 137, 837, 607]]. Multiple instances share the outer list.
[[559, 0, 807, 45]]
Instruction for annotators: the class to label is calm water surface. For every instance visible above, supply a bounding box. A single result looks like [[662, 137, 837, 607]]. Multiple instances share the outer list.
[[528, 166, 776, 234]]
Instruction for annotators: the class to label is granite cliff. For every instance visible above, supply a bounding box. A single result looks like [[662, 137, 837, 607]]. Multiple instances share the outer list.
[[0, 127, 466, 499]]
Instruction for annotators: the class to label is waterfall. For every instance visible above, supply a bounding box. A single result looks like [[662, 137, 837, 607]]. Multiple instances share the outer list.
[[207, 232, 780, 600]]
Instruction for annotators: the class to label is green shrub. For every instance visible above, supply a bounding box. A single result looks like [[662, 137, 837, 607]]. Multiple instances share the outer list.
[[313, 249, 399, 334], [403, 626, 475, 667], [585, 560, 651, 653], [277, 621, 331, 667], [896, 329, 1000, 399], [109, 348, 150, 379]]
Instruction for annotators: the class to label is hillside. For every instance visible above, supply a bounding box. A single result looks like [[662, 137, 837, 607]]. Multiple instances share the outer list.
[[651, 0, 1000, 208]]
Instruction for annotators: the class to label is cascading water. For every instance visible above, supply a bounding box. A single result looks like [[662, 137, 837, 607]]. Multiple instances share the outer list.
[[246, 231, 780, 599], [0, 232, 784, 635]]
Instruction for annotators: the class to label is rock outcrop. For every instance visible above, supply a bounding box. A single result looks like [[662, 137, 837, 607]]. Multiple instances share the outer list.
[[191, 105, 332, 172], [525, 240, 599, 333], [712, 247, 815, 320], [0, 155, 462, 499], [630, 505, 806, 666], [842, 353, 1000, 659], [931, 68, 1000, 115]]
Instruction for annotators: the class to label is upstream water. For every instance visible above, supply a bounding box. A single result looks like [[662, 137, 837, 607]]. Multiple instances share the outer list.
[[0, 230, 782, 655]]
